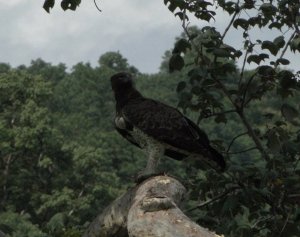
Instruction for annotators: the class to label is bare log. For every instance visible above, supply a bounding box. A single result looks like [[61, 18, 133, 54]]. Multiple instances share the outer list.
[[83, 175, 223, 237]]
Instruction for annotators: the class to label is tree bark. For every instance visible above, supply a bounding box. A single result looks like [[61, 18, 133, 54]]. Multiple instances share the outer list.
[[83, 175, 223, 237]]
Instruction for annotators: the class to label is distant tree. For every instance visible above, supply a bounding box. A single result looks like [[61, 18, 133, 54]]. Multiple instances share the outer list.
[[0, 69, 66, 236], [0, 63, 11, 74], [98, 51, 139, 75]]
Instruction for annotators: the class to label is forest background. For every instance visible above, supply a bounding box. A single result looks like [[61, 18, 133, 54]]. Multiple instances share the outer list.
[[1, 1, 300, 237]]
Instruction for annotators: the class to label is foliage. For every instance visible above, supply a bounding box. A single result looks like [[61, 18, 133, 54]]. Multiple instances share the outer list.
[[0, 55, 139, 236], [163, 0, 300, 236], [43, 0, 81, 13]]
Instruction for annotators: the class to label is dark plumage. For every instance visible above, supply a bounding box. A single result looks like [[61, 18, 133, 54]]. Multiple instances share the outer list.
[[111, 72, 225, 178]]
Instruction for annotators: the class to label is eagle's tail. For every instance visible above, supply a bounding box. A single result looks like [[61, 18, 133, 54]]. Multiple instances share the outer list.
[[207, 146, 226, 171]]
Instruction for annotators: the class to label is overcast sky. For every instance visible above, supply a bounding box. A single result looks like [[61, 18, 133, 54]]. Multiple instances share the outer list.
[[0, 1, 299, 73], [0, 1, 183, 73]]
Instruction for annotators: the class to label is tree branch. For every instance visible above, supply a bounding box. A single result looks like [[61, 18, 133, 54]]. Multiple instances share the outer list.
[[221, 2, 240, 41], [274, 31, 297, 69], [238, 111, 270, 161], [83, 176, 223, 237], [210, 73, 270, 161], [239, 48, 250, 88]]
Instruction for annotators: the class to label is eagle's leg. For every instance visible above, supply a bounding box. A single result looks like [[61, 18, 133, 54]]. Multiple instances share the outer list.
[[136, 142, 165, 182]]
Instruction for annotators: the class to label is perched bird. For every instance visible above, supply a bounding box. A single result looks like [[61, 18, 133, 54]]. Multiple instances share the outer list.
[[111, 72, 225, 180]]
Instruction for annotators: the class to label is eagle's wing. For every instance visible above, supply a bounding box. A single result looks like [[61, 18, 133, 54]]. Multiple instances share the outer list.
[[115, 126, 141, 148], [121, 98, 225, 170], [122, 98, 209, 153]]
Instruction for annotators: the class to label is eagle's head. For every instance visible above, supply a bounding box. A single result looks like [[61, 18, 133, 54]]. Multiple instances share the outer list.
[[111, 72, 134, 92]]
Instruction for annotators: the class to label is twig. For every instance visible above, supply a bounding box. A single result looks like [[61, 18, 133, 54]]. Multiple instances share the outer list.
[[241, 73, 257, 108], [211, 72, 270, 161], [278, 212, 291, 237], [186, 187, 240, 212], [238, 111, 271, 161], [196, 109, 236, 125], [226, 131, 248, 152], [210, 74, 236, 106], [239, 48, 250, 88], [221, 3, 240, 41], [293, 155, 300, 172], [182, 9, 202, 57], [94, 0, 102, 12], [251, 216, 273, 229], [288, 193, 300, 198], [226, 146, 257, 155], [274, 31, 296, 69], [204, 109, 237, 118]]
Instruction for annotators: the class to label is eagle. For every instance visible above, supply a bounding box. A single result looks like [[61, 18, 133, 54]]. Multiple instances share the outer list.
[[111, 72, 225, 180]]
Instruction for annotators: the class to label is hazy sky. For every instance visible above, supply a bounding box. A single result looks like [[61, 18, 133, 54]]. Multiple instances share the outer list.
[[0, 1, 299, 73], [0, 1, 184, 73]]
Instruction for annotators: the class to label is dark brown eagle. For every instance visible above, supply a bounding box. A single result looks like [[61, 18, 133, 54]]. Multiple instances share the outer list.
[[111, 72, 225, 180]]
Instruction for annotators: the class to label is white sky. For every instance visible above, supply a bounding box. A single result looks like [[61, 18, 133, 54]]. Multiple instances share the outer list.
[[0, 1, 299, 73], [0, 0, 183, 73]]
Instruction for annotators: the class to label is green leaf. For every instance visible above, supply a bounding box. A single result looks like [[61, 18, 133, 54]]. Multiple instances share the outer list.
[[290, 36, 300, 52], [233, 18, 249, 30], [222, 1, 237, 14], [38, 156, 53, 168], [281, 103, 298, 122], [175, 12, 189, 21], [248, 16, 262, 27], [221, 196, 238, 214], [173, 39, 191, 54], [179, 91, 192, 103], [61, 0, 80, 11], [260, 3, 277, 17], [235, 50, 243, 58], [43, 0, 55, 13], [276, 58, 290, 65], [212, 48, 232, 58], [278, 70, 296, 89], [267, 129, 281, 152], [191, 86, 202, 95], [166, 0, 186, 12], [176, 81, 186, 92], [215, 113, 227, 123], [247, 54, 269, 65], [188, 68, 204, 82], [273, 36, 285, 49], [168, 3, 177, 12], [269, 22, 283, 30], [220, 63, 236, 73], [46, 213, 65, 232], [169, 54, 184, 72], [257, 65, 275, 77], [261, 40, 279, 56], [195, 10, 216, 22], [61, 0, 69, 10], [264, 113, 274, 119]]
